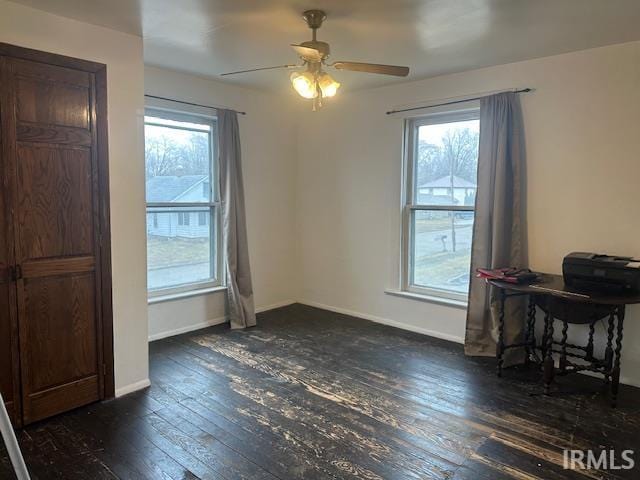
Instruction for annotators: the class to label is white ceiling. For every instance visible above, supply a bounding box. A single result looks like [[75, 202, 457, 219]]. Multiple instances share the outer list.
[[9, 0, 640, 92]]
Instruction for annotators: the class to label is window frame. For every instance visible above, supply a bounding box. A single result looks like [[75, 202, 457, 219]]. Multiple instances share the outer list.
[[145, 107, 224, 298], [401, 108, 480, 303]]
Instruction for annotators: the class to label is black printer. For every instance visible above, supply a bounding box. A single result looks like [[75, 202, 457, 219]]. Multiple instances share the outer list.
[[563, 252, 640, 293]]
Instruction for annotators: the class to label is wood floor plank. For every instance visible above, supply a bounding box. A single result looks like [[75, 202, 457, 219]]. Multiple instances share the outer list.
[[205, 327, 636, 452], [161, 335, 469, 474], [152, 361, 444, 480]]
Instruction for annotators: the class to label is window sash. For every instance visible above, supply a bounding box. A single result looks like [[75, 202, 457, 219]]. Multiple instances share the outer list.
[[144, 108, 223, 296], [401, 109, 479, 301], [145, 108, 219, 206], [146, 205, 222, 296]]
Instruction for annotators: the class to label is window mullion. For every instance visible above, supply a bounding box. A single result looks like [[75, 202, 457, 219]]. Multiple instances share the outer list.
[[410, 205, 475, 212]]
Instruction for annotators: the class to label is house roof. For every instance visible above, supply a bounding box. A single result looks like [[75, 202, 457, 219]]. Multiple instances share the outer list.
[[146, 175, 207, 202], [419, 175, 476, 189]]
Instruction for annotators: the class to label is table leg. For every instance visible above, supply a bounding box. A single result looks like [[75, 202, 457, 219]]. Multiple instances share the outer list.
[[611, 306, 625, 408], [560, 318, 569, 372], [524, 294, 536, 365], [586, 319, 595, 361], [605, 310, 615, 373], [541, 305, 550, 361], [497, 289, 506, 378], [543, 300, 555, 395]]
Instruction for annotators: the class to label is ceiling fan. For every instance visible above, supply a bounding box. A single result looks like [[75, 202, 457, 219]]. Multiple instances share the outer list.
[[221, 10, 410, 110]]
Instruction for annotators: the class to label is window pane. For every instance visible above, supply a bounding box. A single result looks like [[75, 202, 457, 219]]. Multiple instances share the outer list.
[[145, 115, 213, 203], [411, 210, 474, 293], [414, 119, 479, 206], [146, 207, 215, 290]]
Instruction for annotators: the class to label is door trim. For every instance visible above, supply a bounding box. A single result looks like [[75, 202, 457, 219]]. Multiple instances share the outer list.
[[0, 42, 115, 400]]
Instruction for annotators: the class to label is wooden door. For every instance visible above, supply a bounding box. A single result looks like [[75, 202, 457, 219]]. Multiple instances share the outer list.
[[0, 88, 21, 424], [0, 53, 109, 424]]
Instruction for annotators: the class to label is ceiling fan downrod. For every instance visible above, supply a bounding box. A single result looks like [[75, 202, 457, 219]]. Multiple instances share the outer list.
[[303, 9, 327, 42]]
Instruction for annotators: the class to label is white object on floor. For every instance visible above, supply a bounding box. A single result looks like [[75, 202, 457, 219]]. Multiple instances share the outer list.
[[0, 393, 30, 480]]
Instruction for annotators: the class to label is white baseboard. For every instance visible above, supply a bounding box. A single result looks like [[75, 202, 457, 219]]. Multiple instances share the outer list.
[[298, 299, 465, 344], [148, 299, 295, 342], [148, 315, 227, 341], [256, 299, 296, 313], [115, 378, 151, 397]]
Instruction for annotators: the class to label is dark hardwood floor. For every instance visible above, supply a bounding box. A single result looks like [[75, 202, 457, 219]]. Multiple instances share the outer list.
[[2, 303, 640, 479]]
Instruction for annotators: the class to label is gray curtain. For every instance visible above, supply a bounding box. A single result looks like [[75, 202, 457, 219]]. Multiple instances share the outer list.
[[465, 92, 527, 363], [217, 109, 256, 329]]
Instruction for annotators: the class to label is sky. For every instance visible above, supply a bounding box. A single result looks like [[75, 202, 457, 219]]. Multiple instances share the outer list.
[[418, 119, 479, 146]]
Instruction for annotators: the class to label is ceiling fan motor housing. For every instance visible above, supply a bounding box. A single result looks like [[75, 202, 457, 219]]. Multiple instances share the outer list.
[[301, 41, 330, 59]]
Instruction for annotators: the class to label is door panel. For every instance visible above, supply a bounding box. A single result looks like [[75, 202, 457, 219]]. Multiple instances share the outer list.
[[22, 274, 96, 392], [16, 77, 90, 129], [16, 144, 93, 259], [4, 56, 104, 424], [20, 273, 98, 422]]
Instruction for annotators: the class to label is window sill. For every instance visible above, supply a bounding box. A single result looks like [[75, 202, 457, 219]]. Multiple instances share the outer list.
[[384, 289, 468, 309], [148, 285, 227, 305]]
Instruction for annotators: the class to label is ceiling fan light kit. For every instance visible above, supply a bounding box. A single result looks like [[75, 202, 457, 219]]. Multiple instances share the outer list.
[[290, 70, 340, 100], [221, 9, 410, 110]]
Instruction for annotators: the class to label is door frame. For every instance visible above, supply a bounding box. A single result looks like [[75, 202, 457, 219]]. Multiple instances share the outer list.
[[0, 42, 115, 399]]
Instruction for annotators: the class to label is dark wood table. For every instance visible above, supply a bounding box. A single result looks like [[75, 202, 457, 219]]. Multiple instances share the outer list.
[[488, 273, 640, 406]]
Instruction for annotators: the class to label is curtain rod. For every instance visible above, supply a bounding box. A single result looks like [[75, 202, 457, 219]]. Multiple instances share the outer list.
[[144, 94, 247, 115], [385, 88, 532, 115]]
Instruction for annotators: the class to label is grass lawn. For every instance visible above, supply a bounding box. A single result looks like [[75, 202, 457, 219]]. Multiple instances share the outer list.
[[414, 249, 471, 292], [147, 236, 210, 269]]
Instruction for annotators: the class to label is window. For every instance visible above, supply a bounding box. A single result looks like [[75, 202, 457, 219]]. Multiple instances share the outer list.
[[145, 109, 222, 295], [402, 109, 480, 302], [177, 211, 191, 226]]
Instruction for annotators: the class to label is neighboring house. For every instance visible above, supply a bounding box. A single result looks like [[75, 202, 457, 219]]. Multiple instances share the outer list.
[[418, 175, 476, 206], [146, 175, 211, 239]]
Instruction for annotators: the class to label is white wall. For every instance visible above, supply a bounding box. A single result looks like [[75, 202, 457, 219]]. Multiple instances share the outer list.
[[0, 0, 149, 396], [296, 41, 640, 386], [145, 66, 298, 340]]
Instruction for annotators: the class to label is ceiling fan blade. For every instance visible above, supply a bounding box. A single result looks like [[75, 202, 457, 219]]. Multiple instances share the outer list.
[[332, 61, 409, 77], [220, 64, 298, 76], [291, 44, 323, 62]]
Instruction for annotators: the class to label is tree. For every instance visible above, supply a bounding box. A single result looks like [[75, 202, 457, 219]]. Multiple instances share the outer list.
[[145, 133, 181, 177], [416, 127, 479, 186], [416, 127, 479, 252], [416, 142, 441, 185], [145, 129, 210, 178], [441, 128, 479, 183]]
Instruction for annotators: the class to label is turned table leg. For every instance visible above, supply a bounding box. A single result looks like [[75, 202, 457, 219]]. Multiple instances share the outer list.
[[559, 318, 569, 372], [524, 294, 536, 365], [604, 310, 615, 377], [586, 319, 595, 361], [611, 305, 625, 408], [496, 289, 506, 377], [543, 300, 555, 395]]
